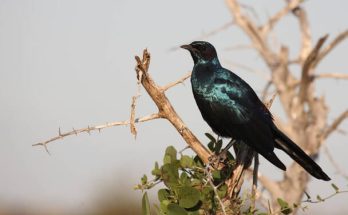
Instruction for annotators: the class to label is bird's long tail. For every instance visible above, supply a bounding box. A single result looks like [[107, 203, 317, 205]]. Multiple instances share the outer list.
[[273, 127, 331, 181]]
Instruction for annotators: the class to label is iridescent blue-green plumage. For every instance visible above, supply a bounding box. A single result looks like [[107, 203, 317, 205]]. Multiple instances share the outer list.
[[181, 41, 330, 181]]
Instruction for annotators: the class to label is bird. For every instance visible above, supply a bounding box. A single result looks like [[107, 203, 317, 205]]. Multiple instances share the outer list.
[[181, 41, 330, 181]]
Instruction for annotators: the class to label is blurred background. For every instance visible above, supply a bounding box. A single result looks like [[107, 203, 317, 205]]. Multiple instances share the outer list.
[[0, 0, 347, 214]]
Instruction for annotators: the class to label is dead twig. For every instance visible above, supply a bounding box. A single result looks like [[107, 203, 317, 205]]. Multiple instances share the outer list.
[[161, 71, 191, 91], [134, 49, 212, 163], [33, 113, 161, 148], [299, 35, 328, 103], [314, 30, 348, 67], [130, 70, 143, 137], [314, 72, 348, 80]]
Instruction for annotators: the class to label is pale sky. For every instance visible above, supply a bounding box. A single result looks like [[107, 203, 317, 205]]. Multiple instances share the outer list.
[[0, 0, 347, 214]]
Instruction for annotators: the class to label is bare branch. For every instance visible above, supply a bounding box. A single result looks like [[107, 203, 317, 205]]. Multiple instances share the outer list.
[[225, 0, 274, 66], [264, 93, 277, 109], [135, 49, 212, 163], [314, 72, 348, 80], [130, 71, 143, 137], [205, 166, 227, 215], [299, 35, 328, 103], [261, 81, 272, 101], [161, 71, 191, 91], [323, 109, 348, 139], [314, 30, 348, 67], [33, 113, 161, 148], [227, 144, 254, 199], [261, 0, 302, 35], [293, 4, 312, 63]]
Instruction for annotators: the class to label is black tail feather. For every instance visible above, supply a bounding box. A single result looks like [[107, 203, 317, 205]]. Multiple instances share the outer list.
[[262, 151, 286, 171], [273, 127, 331, 181]]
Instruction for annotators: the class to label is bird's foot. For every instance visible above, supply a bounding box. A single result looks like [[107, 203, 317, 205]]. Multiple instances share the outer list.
[[208, 150, 228, 169]]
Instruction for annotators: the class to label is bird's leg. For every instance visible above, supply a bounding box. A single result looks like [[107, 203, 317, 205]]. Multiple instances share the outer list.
[[218, 139, 237, 160]]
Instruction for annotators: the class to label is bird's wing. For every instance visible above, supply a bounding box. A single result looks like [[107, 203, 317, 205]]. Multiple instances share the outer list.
[[209, 69, 270, 124], [209, 68, 276, 153]]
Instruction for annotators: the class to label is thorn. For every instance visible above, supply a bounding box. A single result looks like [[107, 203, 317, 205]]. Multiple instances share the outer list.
[[59, 127, 62, 136], [43, 144, 51, 155], [87, 126, 91, 135], [73, 127, 77, 135], [98, 128, 101, 133]]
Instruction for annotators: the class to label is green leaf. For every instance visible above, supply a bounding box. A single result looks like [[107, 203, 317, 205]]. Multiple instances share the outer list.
[[141, 174, 148, 185], [207, 141, 214, 151], [217, 184, 227, 198], [193, 156, 204, 168], [180, 172, 191, 186], [226, 151, 235, 161], [158, 189, 171, 202], [257, 213, 268, 215], [142, 192, 151, 215], [212, 170, 221, 180], [316, 195, 324, 202], [151, 162, 161, 176], [162, 163, 179, 188], [178, 186, 200, 208], [281, 208, 293, 215], [205, 133, 216, 142], [187, 211, 200, 215], [277, 198, 292, 214], [167, 203, 188, 215], [215, 139, 223, 152], [277, 198, 288, 208], [164, 155, 173, 164], [180, 155, 194, 168], [160, 200, 170, 214], [164, 146, 177, 164], [331, 183, 339, 193]]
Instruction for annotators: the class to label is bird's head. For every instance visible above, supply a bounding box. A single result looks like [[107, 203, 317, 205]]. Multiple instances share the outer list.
[[181, 41, 218, 64]]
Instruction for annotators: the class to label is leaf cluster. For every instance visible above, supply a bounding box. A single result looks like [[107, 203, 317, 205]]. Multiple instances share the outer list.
[[136, 134, 236, 215]]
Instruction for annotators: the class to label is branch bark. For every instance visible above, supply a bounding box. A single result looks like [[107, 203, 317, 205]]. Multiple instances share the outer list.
[[134, 50, 212, 163]]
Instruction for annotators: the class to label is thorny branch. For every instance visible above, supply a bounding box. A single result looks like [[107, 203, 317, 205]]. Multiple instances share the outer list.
[[34, 57, 194, 151], [33, 113, 161, 149], [134, 49, 212, 163], [161, 71, 191, 91]]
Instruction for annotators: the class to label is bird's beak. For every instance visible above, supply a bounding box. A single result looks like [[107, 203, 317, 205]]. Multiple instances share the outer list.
[[180, 44, 193, 51]]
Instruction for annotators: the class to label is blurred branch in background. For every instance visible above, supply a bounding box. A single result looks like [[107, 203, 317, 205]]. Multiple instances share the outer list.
[[225, 0, 348, 213]]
